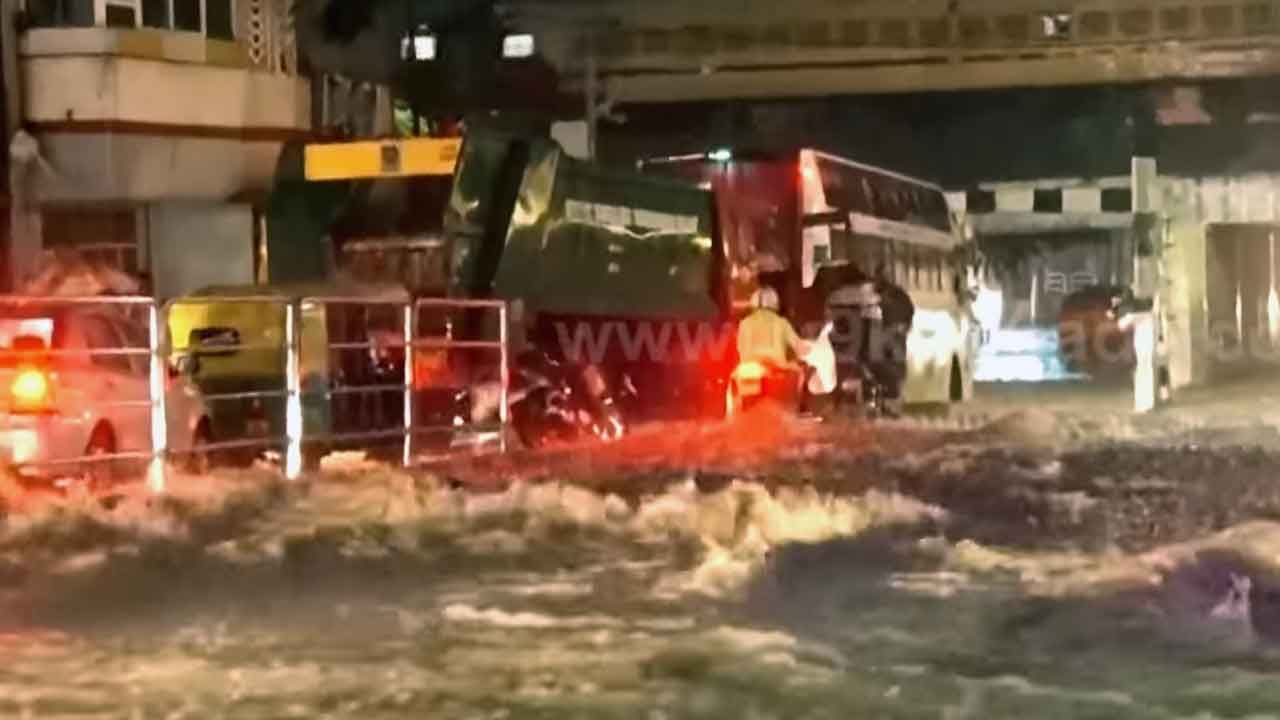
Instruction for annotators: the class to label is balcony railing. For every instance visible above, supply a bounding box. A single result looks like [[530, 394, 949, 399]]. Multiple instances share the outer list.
[[23, 0, 296, 74]]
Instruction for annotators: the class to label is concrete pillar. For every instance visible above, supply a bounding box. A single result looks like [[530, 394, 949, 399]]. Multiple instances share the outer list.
[[1131, 156, 1170, 411], [148, 203, 255, 301], [0, 0, 16, 138], [1164, 218, 1208, 389], [7, 131, 42, 291], [1, 0, 39, 292], [1128, 311, 1158, 412]]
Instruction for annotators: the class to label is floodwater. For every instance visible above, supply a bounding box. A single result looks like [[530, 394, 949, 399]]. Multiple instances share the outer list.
[[2, 423, 1280, 719]]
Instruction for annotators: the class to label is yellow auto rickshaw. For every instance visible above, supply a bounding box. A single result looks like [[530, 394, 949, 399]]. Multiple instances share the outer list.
[[167, 282, 412, 466]]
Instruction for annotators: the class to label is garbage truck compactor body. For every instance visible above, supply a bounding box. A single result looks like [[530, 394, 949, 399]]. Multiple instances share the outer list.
[[446, 131, 734, 423]]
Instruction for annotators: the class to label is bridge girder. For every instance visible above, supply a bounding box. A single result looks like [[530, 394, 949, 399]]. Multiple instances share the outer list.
[[585, 40, 1280, 103], [505, 0, 1280, 101]]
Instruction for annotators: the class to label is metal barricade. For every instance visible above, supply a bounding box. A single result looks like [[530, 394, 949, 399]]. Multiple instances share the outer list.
[[299, 295, 412, 466], [0, 295, 169, 491], [410, 297, 511, 458], [305, 296, 511, 467]]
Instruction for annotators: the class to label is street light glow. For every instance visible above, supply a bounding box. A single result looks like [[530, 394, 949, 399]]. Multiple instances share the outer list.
[[401, 27, 437, 61], [707, 148, 733, 162], [502, 34, 536, 59]]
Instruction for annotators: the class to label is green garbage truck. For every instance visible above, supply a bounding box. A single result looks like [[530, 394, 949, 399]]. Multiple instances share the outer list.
[[446, 130, 735, 420]]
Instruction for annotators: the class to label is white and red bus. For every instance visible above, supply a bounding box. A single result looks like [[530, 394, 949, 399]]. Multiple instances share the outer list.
[[640, 147, 979, 405]]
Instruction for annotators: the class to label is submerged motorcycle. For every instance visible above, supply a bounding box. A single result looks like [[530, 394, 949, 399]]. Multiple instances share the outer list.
[[509, 351, 627, 449], [461, 349, 628, 450]]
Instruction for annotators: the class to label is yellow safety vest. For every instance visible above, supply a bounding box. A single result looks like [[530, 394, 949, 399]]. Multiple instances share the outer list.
[[737, 309, 800, 366]]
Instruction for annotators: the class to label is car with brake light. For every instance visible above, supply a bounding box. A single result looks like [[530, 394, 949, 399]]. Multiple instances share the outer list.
[[0, 304, 213, 486]]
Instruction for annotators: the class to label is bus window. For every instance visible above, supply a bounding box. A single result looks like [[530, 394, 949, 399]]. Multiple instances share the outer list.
[[908, 189, 931, 228], [876, 185, 895, 221], [901, 187, 920, 225], [856, 177, 875, 215], [865, 182, 884, 219], [817, 156, 875, 216], [926, 188, 953, 233], [901, 186, 916, 223]]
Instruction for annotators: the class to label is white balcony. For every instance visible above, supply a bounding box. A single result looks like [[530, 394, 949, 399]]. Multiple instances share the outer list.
[[19, 24, 310, 204]]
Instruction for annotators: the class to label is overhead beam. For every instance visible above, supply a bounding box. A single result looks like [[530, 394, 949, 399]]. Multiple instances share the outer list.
[[591, 41, 1280, 103]]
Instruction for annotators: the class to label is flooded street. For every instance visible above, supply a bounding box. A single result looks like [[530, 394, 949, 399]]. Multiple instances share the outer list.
[[3, 412, 1280, 719]]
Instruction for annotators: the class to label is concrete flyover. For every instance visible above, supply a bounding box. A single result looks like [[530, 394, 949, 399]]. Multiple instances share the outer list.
[[509, 0, 1280, 101]]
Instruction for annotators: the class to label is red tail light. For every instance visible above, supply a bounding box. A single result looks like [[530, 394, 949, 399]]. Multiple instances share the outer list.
[[732, 361, 767, 397], [11, 367, 52, 414]]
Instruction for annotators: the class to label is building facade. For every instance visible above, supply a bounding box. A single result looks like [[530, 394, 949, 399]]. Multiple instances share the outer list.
[[10, 0, 310, 298]]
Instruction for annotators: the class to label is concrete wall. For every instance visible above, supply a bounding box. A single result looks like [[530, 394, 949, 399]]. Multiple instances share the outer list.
[[1165, 219, 1209, 388], [147, 202, 254, 300], [1161, 174, 1280, 388], [34, 133, 286, 204], [21, 28, 310, 204], [22, 30, 310, 131]]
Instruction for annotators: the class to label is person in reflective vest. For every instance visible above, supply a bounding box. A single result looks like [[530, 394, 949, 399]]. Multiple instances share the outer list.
[[737, 287, 808, 368], [736, 287, 811, 408]]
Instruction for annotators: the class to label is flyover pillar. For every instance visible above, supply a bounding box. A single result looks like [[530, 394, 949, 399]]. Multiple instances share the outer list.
[[1130, 156, 1170, 413]]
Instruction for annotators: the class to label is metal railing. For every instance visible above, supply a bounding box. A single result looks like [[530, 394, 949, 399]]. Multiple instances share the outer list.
[[303, 295, 414, 468], [0, 293, 512, 490], [411, 297, 510, 457]]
